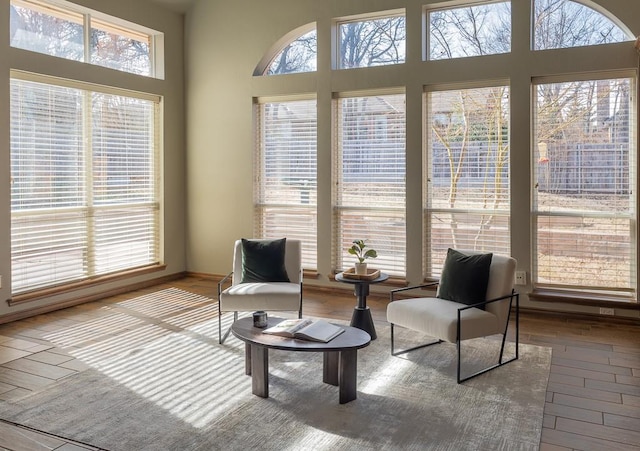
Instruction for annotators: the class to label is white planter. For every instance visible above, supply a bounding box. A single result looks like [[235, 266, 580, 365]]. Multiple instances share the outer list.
[[355, 262, 367, 275]]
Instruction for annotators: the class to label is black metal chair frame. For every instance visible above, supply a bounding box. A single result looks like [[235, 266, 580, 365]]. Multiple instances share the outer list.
[[389, 282, 519, 383], [217, 271, 303, 344]]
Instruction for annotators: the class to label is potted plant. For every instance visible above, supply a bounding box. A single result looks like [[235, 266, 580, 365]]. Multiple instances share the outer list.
[[348, 239, 377, 275]]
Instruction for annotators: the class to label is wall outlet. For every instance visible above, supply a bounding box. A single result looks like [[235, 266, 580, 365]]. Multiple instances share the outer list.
[[0, 275, 2, 288], [599, 307, 615, 315], [515, 271, 526, 285]]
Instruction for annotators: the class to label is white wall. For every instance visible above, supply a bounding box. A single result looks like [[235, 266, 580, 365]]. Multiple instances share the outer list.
[[185, 0, 640, 319], [0, 0, 186, 319]]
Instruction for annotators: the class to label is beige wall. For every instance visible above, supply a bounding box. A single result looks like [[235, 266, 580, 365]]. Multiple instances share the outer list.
[[185, 0, 640, 319], [0, 0, 186, 319]]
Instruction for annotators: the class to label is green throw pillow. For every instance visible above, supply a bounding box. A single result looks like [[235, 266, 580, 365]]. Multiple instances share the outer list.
[[240, 238, 290, 283], [437, 248, 493, 309]]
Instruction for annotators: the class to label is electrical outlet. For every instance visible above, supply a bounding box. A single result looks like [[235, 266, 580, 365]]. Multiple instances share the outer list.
[[0, 275, 2, 289], [515, 271, 526, 285], [599, 307, 614, 315]]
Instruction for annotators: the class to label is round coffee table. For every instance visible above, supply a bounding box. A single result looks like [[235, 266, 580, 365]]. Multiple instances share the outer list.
[[231, 316, 370, 404], [335, 271, 388, 340]]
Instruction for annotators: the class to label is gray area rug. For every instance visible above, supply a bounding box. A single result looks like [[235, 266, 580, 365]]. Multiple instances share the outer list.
[[0, 290, 551, 450]]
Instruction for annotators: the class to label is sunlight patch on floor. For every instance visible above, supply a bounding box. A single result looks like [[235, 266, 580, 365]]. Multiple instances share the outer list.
[[41, 288, 252, 428]]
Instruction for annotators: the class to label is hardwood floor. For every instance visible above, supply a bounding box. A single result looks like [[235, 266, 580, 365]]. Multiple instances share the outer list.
[[0, 275, 638, 451]]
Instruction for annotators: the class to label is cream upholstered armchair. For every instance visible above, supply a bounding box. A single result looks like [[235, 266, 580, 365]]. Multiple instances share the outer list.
[[217, 238, 303, 344], [387, 249, 519, 383]]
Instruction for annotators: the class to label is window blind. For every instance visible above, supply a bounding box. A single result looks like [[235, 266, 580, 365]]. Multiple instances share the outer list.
[[334, 94, 406, 276], [425, 86, 511, 277], [10, 78, 160, 294], [255, 99, 317, 269], [533, 77, 635, 294]]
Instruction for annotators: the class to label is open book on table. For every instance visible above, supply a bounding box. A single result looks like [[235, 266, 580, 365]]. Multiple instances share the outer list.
[[263, 318, 345, 343]]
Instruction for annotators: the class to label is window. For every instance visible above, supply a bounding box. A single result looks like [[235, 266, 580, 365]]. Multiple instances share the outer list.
[[426, 86, 511, 276], [264, 29, 317, 75], [428, 1, 511, 60], [533, 77, 635, 296], [533, 0, 630, 50], [10, 0, 160, 77], [255, 99, 318, 269], [11, 76, 161, 294], [335, 94, 406, 275], [338, 13, 406, 69]]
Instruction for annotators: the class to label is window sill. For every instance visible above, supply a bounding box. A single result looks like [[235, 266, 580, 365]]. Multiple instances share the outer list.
[[528, 288, 638, 309], [8, 264, 168, 306]]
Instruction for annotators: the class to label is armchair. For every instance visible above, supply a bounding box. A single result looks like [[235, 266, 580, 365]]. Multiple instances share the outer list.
[[218, 238, 303, 344], [387, 250, 519, 383]]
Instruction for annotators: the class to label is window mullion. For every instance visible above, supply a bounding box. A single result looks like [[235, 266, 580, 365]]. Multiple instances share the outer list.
[[84, 90, 95, 278]]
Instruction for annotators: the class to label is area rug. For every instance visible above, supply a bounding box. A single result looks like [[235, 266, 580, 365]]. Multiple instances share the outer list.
[[0, 289, 551, 450]]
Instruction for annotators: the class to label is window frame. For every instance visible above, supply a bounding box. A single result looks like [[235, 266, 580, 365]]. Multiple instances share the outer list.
[[425, 0, 512, 61], [10, 0, 164, 79], [333, 90, 407, 276], [254, 96, 319, 270], [10, 70, 163, 297], [531, 71, 637, 299], [335, 10, 406, 70], [423, 82, 512, 278]]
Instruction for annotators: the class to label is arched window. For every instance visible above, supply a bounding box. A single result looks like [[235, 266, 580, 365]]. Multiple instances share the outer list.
[[533, 0, 632, 50], [261, 27, 317, 75]]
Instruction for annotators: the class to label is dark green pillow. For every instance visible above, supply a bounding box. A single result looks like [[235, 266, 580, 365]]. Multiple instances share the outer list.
[[240, 238, 290, 283], [437, 248, 493, 309]]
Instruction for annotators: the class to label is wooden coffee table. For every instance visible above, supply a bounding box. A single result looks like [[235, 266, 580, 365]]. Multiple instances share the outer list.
[[231, 316, 371, 404]]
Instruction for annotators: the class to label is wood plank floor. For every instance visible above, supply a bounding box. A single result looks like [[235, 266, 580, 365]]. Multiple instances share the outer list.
[[0, 275, 638, 451]]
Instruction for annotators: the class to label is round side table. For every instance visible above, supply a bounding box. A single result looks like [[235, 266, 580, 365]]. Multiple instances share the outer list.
[[335, 271, 388, 340]]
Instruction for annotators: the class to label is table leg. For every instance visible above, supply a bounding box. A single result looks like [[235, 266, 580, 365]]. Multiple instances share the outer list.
[[350, 307, 377, 340], [354, 283, 369, 309], [244, 343, 251, 375], [250, 344, 268, 398], [339, 349, 358, 404], [350, 282, 377, 339], [323, 351, 339, 386]]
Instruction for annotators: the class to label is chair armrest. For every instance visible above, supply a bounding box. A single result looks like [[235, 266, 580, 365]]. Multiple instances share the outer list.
[[217, 271, 233, 299], [456, 290, 518, 312], [390, 281, 439, 302]]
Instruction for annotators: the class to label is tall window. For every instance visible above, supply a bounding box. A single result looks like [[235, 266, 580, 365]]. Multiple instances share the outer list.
[[338, 13, 406, 69], [10, 76, 161, 294], [533, 77, 635, 296], [426, 86, 511, 276], [335, 94, 406, 275], [428, 1, 511, 60], [10, 0, 160, 77], [255, 99, 318, 269]]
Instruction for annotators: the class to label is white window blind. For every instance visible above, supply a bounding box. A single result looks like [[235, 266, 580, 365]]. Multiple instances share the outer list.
[[426, 86, 511, 277], [255, 99, 317, 269], [533, 77, 636, 295], [10, 77, 160, 294], [335, 94, 406, 276]]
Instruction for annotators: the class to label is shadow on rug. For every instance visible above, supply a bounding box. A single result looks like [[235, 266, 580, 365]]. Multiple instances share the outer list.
[[0, 289, 551, 451]]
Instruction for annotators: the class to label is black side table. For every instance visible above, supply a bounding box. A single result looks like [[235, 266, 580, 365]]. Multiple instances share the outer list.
[[335, 271, 389, 340]]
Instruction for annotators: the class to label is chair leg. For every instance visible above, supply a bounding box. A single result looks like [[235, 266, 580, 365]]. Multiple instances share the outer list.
[[456, 293, 520, 383], [390, 323, 442, 356], [218, 311, 236, 345]]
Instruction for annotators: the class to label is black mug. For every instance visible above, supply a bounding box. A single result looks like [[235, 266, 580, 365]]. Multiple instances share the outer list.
[[253, 311, 267, 328]]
